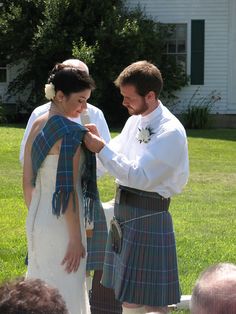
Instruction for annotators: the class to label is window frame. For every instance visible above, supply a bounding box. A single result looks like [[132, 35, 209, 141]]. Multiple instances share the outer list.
[[163, 23, 188, 74]]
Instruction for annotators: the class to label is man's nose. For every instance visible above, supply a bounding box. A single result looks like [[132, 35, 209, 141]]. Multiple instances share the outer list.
[[122, 99, 128, 107]]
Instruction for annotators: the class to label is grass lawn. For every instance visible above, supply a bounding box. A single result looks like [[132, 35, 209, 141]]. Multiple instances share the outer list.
[[0, 125, 236, 313]]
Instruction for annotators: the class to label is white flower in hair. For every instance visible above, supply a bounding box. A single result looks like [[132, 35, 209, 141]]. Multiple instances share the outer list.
[[45, 82, 56, 100], [136, 127, 154, 143]]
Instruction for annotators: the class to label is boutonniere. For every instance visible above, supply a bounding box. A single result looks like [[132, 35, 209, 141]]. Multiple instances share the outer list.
[[136, 127, 154, 143]]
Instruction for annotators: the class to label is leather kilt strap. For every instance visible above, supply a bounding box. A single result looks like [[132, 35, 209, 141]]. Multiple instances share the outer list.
[[116, 185, 171, 212]]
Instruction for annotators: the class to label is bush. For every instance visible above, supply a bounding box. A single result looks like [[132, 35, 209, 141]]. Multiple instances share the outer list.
[[183, 88, 221, 129], [0, 105, 7, 124], [0, 1, 187, 126]]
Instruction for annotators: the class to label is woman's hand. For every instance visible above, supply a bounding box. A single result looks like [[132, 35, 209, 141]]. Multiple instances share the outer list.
[[61, 238, 86, 273]]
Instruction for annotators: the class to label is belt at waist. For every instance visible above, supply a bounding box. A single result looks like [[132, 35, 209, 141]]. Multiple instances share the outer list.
[[116, 185, 170, 211]]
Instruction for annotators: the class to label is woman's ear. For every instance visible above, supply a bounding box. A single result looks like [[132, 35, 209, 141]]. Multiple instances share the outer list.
[[55, 90, 65, 103]]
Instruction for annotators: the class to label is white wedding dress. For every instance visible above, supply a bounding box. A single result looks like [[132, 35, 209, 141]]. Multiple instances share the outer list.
[[26, 154, 90, 314]]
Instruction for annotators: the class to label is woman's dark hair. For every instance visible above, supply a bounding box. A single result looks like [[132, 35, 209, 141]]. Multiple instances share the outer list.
[[48, 63, 95, 96]]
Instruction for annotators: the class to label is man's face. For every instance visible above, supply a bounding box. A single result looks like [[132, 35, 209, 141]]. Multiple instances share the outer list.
[[120, 84, 149, 116]]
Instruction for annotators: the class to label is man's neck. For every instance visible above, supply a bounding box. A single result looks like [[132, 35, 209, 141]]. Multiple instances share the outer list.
[[141, 100, 159, 117]]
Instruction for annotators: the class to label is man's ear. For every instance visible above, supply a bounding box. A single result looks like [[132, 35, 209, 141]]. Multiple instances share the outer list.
[[145, 91, 156, 102]]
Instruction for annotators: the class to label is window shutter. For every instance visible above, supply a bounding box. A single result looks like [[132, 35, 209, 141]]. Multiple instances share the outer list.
[[191, 20, 205, 85]]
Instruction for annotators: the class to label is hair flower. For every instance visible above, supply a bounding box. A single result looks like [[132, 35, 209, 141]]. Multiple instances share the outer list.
[[136, 127, 154, 143], [45, 83, 56, 100]]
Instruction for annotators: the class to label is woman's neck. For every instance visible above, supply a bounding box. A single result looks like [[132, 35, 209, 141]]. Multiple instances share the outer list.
[[49, 101, 66, 117]]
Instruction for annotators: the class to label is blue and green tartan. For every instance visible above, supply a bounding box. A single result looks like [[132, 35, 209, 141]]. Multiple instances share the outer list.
[[31, 115, 98, 221], [101, 199, 181, 307], [86, 200, 108, 271]]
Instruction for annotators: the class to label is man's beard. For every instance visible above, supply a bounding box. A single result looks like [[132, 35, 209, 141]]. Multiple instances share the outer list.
[[127, 98, 148, 115]]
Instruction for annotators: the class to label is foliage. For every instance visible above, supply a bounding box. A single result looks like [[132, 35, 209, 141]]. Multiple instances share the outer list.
[[183, 88, 221, 129], [0, 0, 187, 125], [0, 106, 6, 124], [72, 39, 98, 66]]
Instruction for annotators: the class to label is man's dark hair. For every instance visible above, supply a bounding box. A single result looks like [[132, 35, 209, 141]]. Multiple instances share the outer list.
[[0, 277, 68, 314], [114, 60, 163, 99]]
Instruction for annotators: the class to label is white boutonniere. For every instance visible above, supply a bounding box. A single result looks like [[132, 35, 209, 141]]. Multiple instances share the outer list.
[[136, 127, 154, 143], [45, 82, 56, 100]]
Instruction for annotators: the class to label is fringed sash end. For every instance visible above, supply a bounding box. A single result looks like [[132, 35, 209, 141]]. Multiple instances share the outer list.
[[52, 190, 71, 217]]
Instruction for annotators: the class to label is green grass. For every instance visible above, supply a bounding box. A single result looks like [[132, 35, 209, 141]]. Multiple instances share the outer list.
[[0, 126, 236, 314]]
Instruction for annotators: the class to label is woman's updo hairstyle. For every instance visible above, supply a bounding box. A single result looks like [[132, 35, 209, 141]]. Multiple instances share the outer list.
[[48, 63, 95, 96]]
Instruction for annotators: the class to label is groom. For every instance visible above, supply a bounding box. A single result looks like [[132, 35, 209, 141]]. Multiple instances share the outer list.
[[20, 59, 122, 314]]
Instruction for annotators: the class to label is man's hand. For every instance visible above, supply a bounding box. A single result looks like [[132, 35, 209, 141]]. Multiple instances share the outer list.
[[84, 131, 105, 153], [84, 123, 100, 137]]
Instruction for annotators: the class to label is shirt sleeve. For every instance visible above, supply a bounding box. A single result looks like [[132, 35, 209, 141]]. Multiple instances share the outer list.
[[91, 109, 111, 178], [19, 111, 38, 165], [95, 110, 111, 143], [98, 129, 188, 193]]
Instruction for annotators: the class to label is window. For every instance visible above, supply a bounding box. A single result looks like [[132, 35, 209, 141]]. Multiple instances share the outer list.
[[0, 65, 7, 83], [164, 24, 187, 73]]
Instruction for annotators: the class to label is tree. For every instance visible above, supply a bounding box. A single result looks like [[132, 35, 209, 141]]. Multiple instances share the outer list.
[[0, 0, 187, 125]]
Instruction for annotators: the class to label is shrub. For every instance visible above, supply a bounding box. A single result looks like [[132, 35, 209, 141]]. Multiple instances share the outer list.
[[0, 0, 187, 126], [183, 88, 221, 129]]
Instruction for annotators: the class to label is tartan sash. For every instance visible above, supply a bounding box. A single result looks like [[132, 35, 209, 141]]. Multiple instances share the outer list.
[[31, 115, 98, 220]]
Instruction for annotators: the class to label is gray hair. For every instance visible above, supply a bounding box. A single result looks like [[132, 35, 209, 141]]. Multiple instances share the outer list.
[[191, 263, 236, 314]]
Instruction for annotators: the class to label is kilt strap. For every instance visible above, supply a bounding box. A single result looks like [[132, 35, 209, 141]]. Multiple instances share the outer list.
[[117, 185, 170, 211]]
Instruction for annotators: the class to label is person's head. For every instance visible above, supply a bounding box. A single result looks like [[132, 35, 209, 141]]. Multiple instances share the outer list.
[[0, 277, 68, 314], [191, 263, 236, 314], [45, 62, 95, 118], [62, 59, 89, 74], [114, 60, 163, 116]]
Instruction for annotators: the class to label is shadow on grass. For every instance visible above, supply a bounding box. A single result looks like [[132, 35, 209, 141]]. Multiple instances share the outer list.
[[1, 124, 236, 142], [0, 123, 26, 129], [186, 129, 236, 141]]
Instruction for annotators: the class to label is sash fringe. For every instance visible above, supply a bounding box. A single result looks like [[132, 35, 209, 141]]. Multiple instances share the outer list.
[[52, 190, 72, 217]]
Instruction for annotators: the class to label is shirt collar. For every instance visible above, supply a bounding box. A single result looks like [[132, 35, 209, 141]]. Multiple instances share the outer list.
[[140, 100, 163, 125]]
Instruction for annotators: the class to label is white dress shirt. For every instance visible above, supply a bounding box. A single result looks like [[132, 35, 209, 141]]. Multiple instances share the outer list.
[[19, 102, 111, 177], [98, 102, 189, 198]]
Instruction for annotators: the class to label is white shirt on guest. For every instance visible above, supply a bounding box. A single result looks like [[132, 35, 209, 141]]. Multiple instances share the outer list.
[[98, 101, 189, 198], [19, 102, 111, 177]]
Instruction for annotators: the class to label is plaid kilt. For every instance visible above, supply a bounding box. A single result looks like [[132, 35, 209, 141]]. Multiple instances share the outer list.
[[86, 201, 108, 271], [101, 199, 181, 307]]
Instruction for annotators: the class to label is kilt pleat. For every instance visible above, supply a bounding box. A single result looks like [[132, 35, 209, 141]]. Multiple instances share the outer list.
[[86, 201, 108, 271], [101, 201, 181, 306]]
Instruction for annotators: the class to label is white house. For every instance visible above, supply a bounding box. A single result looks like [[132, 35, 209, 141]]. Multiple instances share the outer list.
[[127, 0, 236, 126], [1, 0, 236, 126], [0, 63, 22, 104]]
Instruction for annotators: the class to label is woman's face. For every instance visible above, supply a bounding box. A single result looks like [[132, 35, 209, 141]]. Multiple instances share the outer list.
[[63, 89, 91, 118]]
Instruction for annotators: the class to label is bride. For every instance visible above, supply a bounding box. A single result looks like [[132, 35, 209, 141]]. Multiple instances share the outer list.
[[23, 63, 96, 314]]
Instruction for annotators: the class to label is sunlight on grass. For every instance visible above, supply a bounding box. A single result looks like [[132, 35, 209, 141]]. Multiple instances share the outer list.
[[0, 125, 235, 314]]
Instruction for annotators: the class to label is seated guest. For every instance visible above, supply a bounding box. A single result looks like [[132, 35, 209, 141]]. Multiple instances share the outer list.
[[0, 277, 68, 314], [191, 262, 236, 314]]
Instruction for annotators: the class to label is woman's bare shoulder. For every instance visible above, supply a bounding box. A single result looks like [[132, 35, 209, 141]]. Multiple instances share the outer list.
[[27, 112, 49, 146]]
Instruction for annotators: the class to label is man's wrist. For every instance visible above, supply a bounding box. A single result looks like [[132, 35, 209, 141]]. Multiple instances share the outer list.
[[97, 139, 105, 153]]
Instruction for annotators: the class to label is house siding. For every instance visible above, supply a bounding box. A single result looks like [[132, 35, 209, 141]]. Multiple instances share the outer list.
[[0, 64, 17, 103], [126, 0, 236, 115], [1, 62, 30, 104], [228, 0, 236, 113]]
